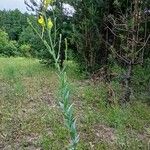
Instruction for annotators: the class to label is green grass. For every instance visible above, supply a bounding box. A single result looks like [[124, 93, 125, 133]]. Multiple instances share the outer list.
[[0, 57, 150, 150]]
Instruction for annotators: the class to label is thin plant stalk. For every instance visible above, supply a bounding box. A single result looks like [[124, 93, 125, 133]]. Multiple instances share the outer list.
[[27, 3, 79, 149]]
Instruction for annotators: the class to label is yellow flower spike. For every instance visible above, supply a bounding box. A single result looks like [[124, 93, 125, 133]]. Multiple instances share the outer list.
[[47, 18, 53, 29], [44, 0, 54, 8], [38, 15, 45, 27]]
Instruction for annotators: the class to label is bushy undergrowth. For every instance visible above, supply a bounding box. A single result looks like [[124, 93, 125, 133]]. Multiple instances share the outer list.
[[0, 29, 35, 57], [133, 59, 150, 101]]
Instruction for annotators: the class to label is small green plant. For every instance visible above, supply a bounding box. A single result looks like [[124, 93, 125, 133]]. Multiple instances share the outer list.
[[106, 107, 128, 128], [40, 135, 52, 150], [13, 80, 25, 97], [28, 0, 79, 149], [3, 65, 17, 82]]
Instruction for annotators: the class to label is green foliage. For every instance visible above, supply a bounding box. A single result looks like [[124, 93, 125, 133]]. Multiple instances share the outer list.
[[65, 61, 85, 80], [39, 135, 52, 150], [132, 60, 150, 100], [18, 19, 44, 57], [0, 28, 8, 46], [106, 107, 129, 128], [2, 65, 17, 81], [0, 9, 29, 41], [70, 0, 106, 71], [3, 41, 19, 57], [19, 44, 31, 57], [0, 29, 19, 57], [0, 10, 40, 57], [0, 29, 9, 56]]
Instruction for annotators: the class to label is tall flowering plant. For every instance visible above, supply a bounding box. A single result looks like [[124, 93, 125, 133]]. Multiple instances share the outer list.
[[28, 0, 79, 149]]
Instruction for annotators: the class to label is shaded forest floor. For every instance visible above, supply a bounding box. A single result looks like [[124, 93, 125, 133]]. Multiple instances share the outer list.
[[0, 57, 150, 150]]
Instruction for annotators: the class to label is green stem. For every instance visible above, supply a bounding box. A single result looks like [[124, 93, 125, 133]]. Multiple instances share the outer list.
[[28, 12, 79, 149]]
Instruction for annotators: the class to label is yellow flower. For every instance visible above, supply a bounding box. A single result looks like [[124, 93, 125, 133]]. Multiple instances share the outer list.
[[47, 18, 53, 29], [44, 0, 54, 8], [38, 15, 45, 27]]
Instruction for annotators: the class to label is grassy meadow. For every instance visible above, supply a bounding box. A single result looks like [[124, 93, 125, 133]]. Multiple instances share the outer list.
[[0, 57, 150, 150]]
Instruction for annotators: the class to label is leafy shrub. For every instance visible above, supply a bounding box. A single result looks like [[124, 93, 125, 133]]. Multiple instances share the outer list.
[[3, 41, 19, 57], [0, 29, 19, 57], [0, 29, 9, 55], [132, 60, 150, 99], [19, 44, 31, 57]]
